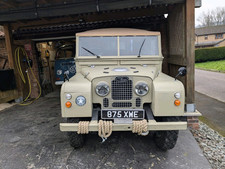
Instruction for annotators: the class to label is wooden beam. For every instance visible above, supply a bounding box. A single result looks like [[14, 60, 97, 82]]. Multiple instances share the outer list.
[[152, 0, 185, 4], [185, 0, 195, 103], [3, 24, 23, 98], [3, 24, 14, 69], [167, 3, 187, 99], [11, 5, 169, 30], [41, 0, 51, 4], [0, 89, 18, 103], [1, 24, 20, 101], [0, 0, 17, 8], [168, 55, 187, 66]]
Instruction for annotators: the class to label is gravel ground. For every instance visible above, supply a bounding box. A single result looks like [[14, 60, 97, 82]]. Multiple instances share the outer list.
[[190, 121, 225, 169]]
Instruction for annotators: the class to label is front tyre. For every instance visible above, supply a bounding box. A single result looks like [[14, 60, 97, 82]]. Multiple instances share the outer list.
[[154, 117, 179, 151], [67, 118, 84, 148]]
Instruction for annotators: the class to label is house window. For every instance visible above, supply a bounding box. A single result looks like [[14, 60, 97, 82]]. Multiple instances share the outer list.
[[204, 35, 208, 40], [215, 34, 223, 39]]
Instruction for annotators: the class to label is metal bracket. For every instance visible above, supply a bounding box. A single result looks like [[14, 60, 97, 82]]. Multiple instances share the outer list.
[[195, 0, 202, 8], [144, 104, 154, 120], [184, 110, 202, 117], [114, 118, 132, 124], [91, 109, 99, 121], [185, 104, 196, 112], [101, 137, 107, 143]]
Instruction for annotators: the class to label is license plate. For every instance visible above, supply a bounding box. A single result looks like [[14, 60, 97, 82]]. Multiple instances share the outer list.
[[101, 109, 144, 119]]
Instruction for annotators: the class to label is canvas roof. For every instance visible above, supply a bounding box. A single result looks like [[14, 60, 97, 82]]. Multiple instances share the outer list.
[[76, 28, 160, 36]]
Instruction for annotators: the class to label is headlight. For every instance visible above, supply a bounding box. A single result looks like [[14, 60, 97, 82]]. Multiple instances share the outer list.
[[65, 93, 72, 100], [96, 82, 110, 97], [57, 69, 62, 75], [76, 96, 86, 106], [135, 82, 149, 96], [174, 92, 181, 99]]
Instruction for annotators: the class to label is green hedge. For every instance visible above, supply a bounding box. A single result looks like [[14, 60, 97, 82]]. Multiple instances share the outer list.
[[195, 46, 225, 62]]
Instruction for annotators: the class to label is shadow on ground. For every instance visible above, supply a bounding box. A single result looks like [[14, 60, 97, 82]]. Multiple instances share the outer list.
[[0, 96, 211, 169]]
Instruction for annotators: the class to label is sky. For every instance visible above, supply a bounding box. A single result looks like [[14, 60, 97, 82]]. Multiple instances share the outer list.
[[195, 0, 225, 26]]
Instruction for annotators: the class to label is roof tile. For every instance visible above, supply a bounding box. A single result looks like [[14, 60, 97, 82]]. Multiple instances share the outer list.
[[195, 25, 225, 35]]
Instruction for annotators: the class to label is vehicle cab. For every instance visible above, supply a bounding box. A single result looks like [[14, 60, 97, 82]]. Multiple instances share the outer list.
[[60, 28, 188, 150]]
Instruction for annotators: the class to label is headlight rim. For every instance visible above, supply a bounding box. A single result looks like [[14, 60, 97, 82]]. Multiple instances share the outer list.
[[75, 95, 86, 106], [57, 69, 62, 75], [95, 82, 110, 97], [135, 82, 149, 96]]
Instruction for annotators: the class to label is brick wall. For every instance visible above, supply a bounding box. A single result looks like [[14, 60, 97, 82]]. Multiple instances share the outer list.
[[187, 116, 199, 129], [195, 33, 225, 44]]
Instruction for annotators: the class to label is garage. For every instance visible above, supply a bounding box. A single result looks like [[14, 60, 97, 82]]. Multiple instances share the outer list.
[[0, 0, 211, 168], [0, 0, 197, 104]]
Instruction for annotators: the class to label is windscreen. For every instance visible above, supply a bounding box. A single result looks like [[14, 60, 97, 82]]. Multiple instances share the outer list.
[[79, 36, 117, 56], [119, 36, 159, 56]]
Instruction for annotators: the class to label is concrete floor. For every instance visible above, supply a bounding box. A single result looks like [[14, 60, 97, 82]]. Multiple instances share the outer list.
[[195, 91, 225, 136], [0, 94, 211, 169], [195, 69, 225, 102], [0, 102, 16, 111]]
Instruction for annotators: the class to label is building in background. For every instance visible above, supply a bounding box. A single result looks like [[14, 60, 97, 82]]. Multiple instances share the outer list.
[[195, 25, 225, 48]]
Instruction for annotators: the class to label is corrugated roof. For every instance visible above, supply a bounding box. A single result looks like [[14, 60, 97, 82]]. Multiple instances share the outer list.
[[0, 0, 184, 23], [14, 15, 164, 37], [195, 25, 225, 36]]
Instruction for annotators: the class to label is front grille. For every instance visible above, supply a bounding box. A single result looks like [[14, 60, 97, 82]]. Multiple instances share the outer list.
[[112, 102, 132, 107], [103, 98, 109, 107], [111, 76, 132, 100], [136, 98, 141, 107]]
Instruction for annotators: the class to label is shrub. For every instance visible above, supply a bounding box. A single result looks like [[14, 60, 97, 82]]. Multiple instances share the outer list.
[[195, 46, 225, 62]]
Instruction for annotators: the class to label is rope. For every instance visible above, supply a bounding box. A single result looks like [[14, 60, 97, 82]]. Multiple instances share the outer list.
[[132, 119, 148, 135], [77, 121, 89, 134], [98, 120, 113, 138]]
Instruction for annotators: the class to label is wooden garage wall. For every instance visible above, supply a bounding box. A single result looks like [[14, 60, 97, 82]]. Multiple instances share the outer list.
[[167, 0, 195, 104], [0, 25, 19, 103]]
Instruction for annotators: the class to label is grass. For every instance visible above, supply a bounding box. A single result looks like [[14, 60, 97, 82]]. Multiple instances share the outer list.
[[195, 60, 225, 72]]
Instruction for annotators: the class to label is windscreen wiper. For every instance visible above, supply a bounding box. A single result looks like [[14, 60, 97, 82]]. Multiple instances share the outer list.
[[82, 47, 100, 58], [137, 39, 146, 58]]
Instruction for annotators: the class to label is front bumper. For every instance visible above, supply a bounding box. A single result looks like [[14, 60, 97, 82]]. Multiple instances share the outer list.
[[60, 119, 187, 132]]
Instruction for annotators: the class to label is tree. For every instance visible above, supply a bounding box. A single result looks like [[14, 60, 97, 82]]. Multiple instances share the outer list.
[[197, 7, 225, 27]]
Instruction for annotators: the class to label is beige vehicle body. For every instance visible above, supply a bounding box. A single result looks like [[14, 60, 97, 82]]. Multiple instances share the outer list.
[[60, 28, 192, 133]]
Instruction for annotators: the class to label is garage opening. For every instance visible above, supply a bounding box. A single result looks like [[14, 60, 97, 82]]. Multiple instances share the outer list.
[[34, 39, 75, 96], [15, 12, 168, 98], [0, 0, 195, 105]]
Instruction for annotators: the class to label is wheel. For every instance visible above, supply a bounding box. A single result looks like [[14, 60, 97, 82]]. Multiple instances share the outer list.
[[154, 117, 179, 151], [67, 118, 85, 148]]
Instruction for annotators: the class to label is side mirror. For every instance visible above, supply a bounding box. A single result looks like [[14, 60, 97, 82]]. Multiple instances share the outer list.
[[64, 70, 70, 82], [178, 67, 187, 76], [175, 67, 186, 80]]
